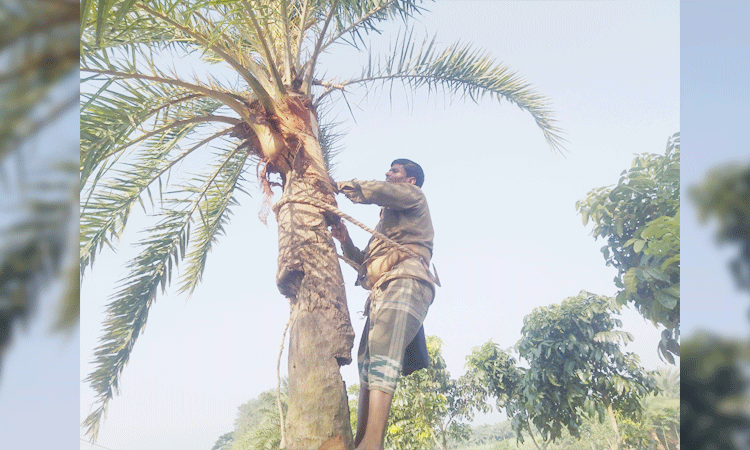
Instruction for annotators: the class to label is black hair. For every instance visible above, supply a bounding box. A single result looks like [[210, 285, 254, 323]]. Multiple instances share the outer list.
[[391, 158, 425, 187]]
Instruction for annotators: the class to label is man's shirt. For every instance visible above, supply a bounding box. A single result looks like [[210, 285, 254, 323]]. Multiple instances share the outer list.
[[336, 179, 434, 289]]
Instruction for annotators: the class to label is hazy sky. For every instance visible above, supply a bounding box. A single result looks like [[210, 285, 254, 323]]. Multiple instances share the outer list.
[[3, 2, 746, 450]]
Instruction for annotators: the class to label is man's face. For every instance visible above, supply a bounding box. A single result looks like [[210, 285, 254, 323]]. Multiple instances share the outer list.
[[385, 164, 416, 184]]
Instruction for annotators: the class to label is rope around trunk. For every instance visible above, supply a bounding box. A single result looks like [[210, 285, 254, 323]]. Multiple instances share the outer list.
[[272, 194, 426, 267]]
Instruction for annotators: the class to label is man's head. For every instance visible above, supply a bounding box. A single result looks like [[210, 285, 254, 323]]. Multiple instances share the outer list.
[[386, 158, 424, 187]]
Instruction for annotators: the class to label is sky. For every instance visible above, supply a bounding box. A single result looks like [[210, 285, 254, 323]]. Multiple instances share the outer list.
[[0, 1, 746, 450]]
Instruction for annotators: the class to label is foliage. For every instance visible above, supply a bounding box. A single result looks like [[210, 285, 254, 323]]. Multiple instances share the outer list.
[[451, 408, 678, 450], [212, 432, 234, 450], [467, 292, 657, 450], [232, 386, 286, 444], [516, 291, 657, 447], [615, 378, 680, 450], [463, 341, 520, 412], [80, 0, 565, 440], [448, 422, 514, 450], [448, 392, 680, 450], [681, 332, 750, 450], [211, 382, 288, 450], [651, 366, 679, 399], [348, 383, 361, 439], [685, 162, 750, 450], [0, 0, 79, 371], [640, 395, 679, 450], [348, 336, 489, 450], [691, 163, 750, 292], [387, 336, 480, 450], [576, 133, 680, 363]]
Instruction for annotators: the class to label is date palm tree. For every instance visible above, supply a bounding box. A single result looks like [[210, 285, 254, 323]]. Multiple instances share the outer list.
[[80, 0, 564, 447], [0, 0, 78, 372]]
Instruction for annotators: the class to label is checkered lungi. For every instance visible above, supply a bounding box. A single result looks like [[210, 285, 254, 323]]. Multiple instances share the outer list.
[[358, 277, 434, 395]]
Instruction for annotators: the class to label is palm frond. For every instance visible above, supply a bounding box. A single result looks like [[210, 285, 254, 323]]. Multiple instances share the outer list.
[[80, 47, 249, 278], [80, 66, 232, 185], [240, 0, 287, 96], [83, 1, 282, 106], [324, 0, 426, 51], [177, 145, 251, 296], [315, 101, 347, 173], [80, 124, 235, 277], [300, 0, 340, 93], [142, 2, 277, 105], [82, 205, 190, 441], [83, 141, 251, 440], [332, 29, 566, 152]]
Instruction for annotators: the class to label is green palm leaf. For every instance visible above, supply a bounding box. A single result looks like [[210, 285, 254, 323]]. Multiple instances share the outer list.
[[83, 142, 251, 440], [332, 29, 565, 152]]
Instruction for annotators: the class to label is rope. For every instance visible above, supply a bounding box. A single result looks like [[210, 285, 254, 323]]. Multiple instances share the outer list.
[[273, 194, 426, 265], [276, 316, 290, 449], [337, 253, 362, 271]]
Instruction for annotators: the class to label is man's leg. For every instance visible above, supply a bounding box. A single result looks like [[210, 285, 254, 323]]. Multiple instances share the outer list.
[[357, 278, 432, 449], [354, 389, 393, 450]]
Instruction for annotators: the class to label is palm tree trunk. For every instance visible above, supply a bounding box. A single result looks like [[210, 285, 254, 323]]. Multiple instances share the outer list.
[[272, 102, 355, 449]]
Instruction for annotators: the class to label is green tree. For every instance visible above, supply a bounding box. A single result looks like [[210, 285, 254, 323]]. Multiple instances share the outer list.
[[682, 162, 750, 450], [212, 432, 235, 450], [615, 368, 679, 450], [211, 383, 289, 450], [346, 336, 490, 450], [234, 385, 287, 449], [576, 133, 680, 363], [387, 336, 483, 450], [691, 163, 750, 291], [681, 332, 750, 450], [468, 292, 657, 450], [0, 0, 78, 371], [232, 388, 288, 450], [79, 0, 564, 446], [651, 366, 679, 399]]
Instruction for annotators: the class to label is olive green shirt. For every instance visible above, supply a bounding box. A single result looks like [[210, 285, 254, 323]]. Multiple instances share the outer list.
[[336, 179, 435, 289]]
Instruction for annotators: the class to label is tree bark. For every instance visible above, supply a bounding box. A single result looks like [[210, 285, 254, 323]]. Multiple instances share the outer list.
[[270, 100, 355, 450]]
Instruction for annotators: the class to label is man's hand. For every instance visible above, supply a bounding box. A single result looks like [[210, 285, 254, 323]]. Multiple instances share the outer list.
[[330, 221, 349, 244]]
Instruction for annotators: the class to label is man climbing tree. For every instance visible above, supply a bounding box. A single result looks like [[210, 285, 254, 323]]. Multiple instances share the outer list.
[[331, 159, 437, 450]]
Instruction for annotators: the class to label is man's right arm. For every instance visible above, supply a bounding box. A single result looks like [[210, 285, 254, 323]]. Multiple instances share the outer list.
[[336, 179, 423, 210]]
